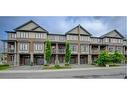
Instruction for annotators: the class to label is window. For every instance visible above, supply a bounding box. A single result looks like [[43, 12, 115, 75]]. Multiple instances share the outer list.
[[70, 44, 77, 52], [20, 32, 29, 38], [35, 33, 43, 38], [80, 36, 90, 41], [34, 43, 43, 51], [19, 43, 28, 51], [81, 45, 88, 52], [10, 33, 16, 38], [116, 47, 122, 52], [104, 38, 109, 42], [108, 46, 114, 52], [67, 35, 78, 40]]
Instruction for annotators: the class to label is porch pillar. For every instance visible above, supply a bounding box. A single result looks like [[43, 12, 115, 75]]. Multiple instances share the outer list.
[[16, 53, 20, 66], [13, 42, 17, 66], [88, 55, 92, 64], [89, 45, 92, 54], [13, 54, 17, 66], [98, 45, 100, 54], [55, 43, 59, 64], [30, 53, 33, 65], [106, 45, 108, 51]]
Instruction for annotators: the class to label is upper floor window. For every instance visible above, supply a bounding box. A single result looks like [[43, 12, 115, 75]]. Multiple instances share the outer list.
[[19, 43, 29, 51], [80, 45, 88, 52], [35, 33, 43, 38], [10, 33, 16, 38], [34, 43, 43, 51], [70, 44, 77, 52], [80, 36, 90, 41], [110, 38, 122, 43], [67, 35, 78, 40], [104, 38, 109, 42], [20, 32, 29, 38]]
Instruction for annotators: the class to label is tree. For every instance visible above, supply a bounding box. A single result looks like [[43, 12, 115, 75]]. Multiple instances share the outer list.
[[111, 51, 125, 64], [44, 39, 52, 65], [64, 42, 71, 64], [96, 51, 111, 66]]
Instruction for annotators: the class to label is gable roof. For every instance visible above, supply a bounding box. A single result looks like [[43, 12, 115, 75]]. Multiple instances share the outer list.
[[14, 20, 48, 33], [65, 25, 92, 36], [100, 29, 124, 39]]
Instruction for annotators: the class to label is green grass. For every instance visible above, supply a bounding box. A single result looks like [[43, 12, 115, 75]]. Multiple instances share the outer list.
[[94, 64, 121, 67], [43, 64, 71, 70], [0, 64, 10, 70]]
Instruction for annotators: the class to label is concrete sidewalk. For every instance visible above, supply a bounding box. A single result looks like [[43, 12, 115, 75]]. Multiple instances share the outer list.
[[8, 64, 96, 70]]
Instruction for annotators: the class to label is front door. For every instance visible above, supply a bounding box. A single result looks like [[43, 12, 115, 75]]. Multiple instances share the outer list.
[[20, 55, 30, 65]]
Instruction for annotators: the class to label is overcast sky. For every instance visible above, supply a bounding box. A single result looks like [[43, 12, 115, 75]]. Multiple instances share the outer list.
[[0, 16, 126, 52]]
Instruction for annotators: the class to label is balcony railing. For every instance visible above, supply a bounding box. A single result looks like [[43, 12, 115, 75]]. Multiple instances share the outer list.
[[48, 35, 65, 42], [92, 50, 99, 54], [58, 49, 65, 54], [4, 48, 15, 53]]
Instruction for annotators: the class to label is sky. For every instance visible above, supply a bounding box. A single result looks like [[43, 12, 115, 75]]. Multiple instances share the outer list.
[[0, 16, 126, 52]]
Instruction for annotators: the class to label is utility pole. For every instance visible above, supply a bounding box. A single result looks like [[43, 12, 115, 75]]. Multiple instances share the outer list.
[[78, 25, 80, 65]]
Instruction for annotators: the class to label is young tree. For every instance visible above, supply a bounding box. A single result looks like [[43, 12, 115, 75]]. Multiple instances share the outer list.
[[111, 51, 125, 64], [96, 51, 111, 66], [44, 39, 52, 65], [64, 42, 71, 64]]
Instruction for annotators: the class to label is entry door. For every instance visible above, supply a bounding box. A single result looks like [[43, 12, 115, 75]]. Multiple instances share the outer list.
[[24, 57, 30, 65], [70, 56, 76, 64], [37, 58, 44, 65], [80, 57, 84, 64], [80, 56, 87, 64]]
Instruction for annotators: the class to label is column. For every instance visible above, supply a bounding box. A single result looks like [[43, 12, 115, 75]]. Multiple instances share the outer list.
[[98, 45, 100, 53], [13, 42, 17, 66], [89, 45, 92, 54], [55, 43, 59, 64], [13, 54, 17, 66], [88, 54, 92, 64], [16, 53, 20, 66], [30, 53, 33, 65], [106, 45, 108, 51]]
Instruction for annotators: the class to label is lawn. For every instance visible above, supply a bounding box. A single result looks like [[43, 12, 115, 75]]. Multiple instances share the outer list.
[[0, 64, 10, 70]]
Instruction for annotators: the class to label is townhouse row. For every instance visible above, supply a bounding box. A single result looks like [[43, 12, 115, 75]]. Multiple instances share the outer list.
[[1, 20, 127, 66]]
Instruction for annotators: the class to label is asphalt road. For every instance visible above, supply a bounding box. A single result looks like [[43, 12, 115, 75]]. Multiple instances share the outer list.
[[0, 66, 126, 79]]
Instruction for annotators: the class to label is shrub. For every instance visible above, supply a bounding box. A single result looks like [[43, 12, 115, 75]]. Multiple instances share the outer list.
[[96, 51, 111, 66], [65, 63, 70, 66], [54, 64, 61, 69], [110, 51, 125, 64], [43, 64, 49, 66]]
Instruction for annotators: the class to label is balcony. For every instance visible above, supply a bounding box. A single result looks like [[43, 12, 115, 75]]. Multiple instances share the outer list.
[[91, 39, 102, 44], [92, 50, 99, 54], [4, 48, 15, 53], [48, 35, 65, 42], [58, 49, 65, 54]]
